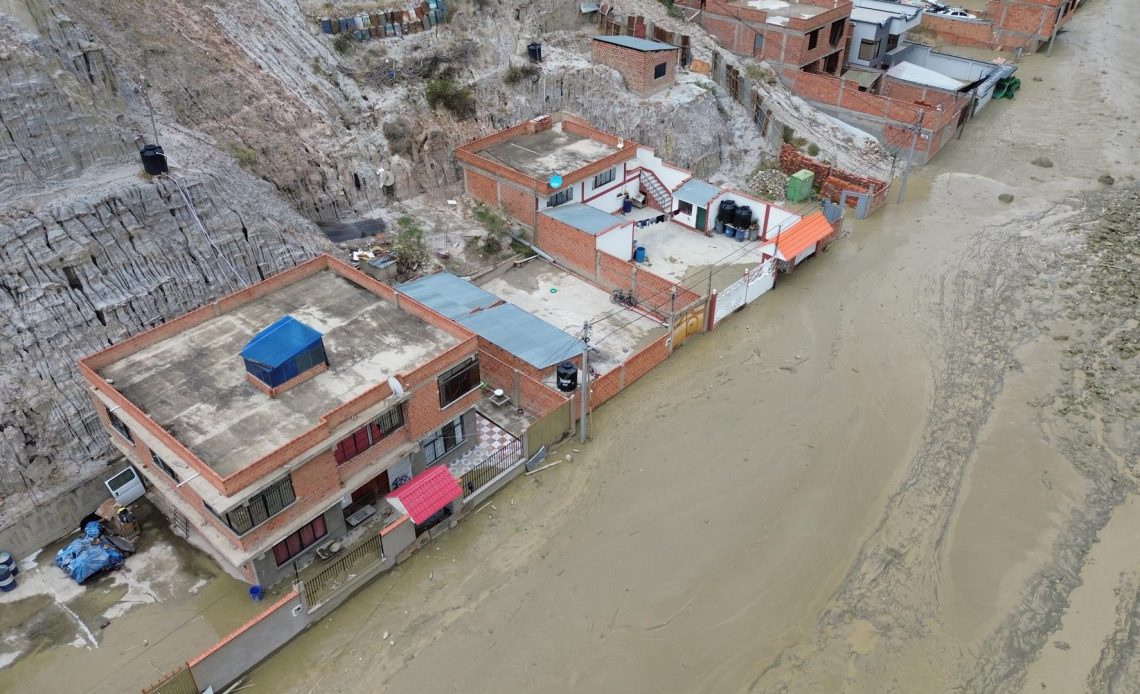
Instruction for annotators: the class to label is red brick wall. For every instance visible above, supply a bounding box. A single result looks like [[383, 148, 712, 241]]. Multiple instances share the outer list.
[[920, 13, 998, 48], [536, 212, 600, 277], [591, 40, 678, 96], [598, 250, 634, 291], [624, 334, 670, 384], [499, 183, 537, 227], [465, 169, 499, 207]]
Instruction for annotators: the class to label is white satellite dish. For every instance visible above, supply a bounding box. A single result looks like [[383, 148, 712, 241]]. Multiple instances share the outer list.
[[387, 375, 405, 398]]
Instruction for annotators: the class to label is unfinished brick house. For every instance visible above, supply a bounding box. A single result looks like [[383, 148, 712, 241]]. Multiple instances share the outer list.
[[79, 255, 499, 588], [921, 0, 1089, 52], [591, 35, 679, 96], [678, 0, 852, 76], [683, 0, 1017, 164]]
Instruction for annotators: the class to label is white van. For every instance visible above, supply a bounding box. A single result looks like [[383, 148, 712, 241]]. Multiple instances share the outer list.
[[105, 466, 146, 505]]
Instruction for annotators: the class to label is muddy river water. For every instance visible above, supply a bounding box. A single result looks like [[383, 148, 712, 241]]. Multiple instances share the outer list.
[[244, 3, 1140, 692]]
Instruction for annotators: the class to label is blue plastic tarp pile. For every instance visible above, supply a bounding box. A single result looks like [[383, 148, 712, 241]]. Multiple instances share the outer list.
[[56, 521, 125, 584]]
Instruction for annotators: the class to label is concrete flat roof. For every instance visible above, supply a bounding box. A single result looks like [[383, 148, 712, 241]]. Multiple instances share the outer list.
[[541, 203, 627, 235], [744, 0, 829, 24], [479, 262, 666, 375], [100, 271, 459, 476], [633, 217, 773, 291], [478, 123, 618, 180]]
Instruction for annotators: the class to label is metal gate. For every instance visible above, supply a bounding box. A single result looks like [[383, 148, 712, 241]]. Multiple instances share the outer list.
[[839, 190, 872, 219], [714, 260, 775, 325], [143, 665, 197, 694], [672, 303, 705, 348]]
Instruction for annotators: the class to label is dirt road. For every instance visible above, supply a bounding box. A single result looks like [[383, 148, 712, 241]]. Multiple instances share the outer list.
[[245, 3, 1140, 692]]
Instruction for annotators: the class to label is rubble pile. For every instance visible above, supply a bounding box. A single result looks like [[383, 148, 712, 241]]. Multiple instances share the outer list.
[[749, 167, 789, 200]]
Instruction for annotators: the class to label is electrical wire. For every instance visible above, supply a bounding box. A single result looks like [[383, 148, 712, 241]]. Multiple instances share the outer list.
[[162, 173, 249, 288]]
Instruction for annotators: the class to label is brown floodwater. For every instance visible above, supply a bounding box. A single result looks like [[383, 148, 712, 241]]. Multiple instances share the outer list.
[[239, 2, 1140, 692]]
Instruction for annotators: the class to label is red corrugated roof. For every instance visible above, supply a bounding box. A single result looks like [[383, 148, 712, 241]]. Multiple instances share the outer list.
[[773, 212, 834, 260], [386, 465, 461, 524]]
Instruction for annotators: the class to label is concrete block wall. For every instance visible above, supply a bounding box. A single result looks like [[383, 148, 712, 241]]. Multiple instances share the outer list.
[[591, 40, 678, 96]]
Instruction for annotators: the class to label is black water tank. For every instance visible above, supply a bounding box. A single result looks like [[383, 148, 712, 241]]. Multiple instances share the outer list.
[[556, 361, 577, 392], [140, 144, 168, 175], [734, 205, 753, 230], [718, 199, 737, 224], [527, 42, 543, 62]]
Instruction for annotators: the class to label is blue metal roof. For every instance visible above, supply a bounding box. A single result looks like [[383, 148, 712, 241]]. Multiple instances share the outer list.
[[240, 316, 323, 369], [541, 203, 627, 236], [457, 304, 584, 369], [673, 178, 721, 205], [400, 272, 585, 369], [593, 35, 678, 52], [397, 272, 500, 319]]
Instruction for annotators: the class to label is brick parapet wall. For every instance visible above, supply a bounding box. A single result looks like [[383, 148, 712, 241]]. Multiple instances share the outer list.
[[779, 144, 890, 209]]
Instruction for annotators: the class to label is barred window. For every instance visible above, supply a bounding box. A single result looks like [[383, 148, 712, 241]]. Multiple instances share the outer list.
[[334, 404, 405, 465], [272, 514, 328, 566], [438, 357, 481, 408], [654, 62, 667, 79], [214, 476, 296, 535], [593, 168, 615, 188]]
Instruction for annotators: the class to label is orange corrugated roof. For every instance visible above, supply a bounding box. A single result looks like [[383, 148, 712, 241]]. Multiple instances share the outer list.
[[773, 212, 833, 260]]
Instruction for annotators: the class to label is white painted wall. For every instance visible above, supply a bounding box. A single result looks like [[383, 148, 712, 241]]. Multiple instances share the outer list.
[[848, 21, 884, 67], [764, 206, 800, 238], [635, 147, 689, 190], [706, 191, 802, 236], [794, 245, 817, 265], [583, 164, 629, 213], [596, 222, 635, 260]]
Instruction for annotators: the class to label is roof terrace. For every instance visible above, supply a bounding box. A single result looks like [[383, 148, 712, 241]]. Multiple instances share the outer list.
[[98, 269, 459, 476]]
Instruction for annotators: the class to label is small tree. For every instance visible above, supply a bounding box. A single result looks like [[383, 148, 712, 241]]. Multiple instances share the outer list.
[[393, 216, 429, 277]]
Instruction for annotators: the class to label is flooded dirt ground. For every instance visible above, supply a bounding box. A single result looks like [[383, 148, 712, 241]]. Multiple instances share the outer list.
[[0, 502, 266, 693], [34, 2, 1124, 692]]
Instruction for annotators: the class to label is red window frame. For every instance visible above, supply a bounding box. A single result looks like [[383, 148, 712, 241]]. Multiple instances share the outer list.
[[272, 515, 328, 566]]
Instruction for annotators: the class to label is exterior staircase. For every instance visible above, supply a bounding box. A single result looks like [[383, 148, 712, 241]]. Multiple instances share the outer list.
[[639, 171, 672, 213]]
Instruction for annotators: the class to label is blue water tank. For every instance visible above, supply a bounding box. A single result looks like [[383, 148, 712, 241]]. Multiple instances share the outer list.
[[0, 551, 16, 576], [724, 226, 736, 239], [622, 198, 633, 214], [634, 246, 647, 263]]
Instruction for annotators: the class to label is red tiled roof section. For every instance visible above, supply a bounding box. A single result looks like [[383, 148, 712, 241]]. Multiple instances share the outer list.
[[774, 211, 833, 260], [386, 465, 461, 524]]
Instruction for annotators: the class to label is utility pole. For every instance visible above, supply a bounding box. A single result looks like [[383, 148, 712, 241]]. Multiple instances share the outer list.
[[579, 320, 590, 443], [896, 109, 924, 205]]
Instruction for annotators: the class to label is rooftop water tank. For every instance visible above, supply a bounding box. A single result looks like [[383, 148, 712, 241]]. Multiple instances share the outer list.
[[734, 205, 752, 230], [556, 361, 577, 392], [140, 144, 168, 175], [718, 199, 737, 224]]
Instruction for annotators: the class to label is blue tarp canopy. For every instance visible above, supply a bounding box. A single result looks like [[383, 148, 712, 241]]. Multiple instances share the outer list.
[[241, 316, 326, 388], [241, 316, 323, 369]]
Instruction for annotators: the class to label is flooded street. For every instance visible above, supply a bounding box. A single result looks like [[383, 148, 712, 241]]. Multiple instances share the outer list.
[[245, 2, 1140, 692]]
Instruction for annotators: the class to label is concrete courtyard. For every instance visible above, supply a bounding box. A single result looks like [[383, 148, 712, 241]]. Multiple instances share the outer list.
[[480, 260, 667, 375]]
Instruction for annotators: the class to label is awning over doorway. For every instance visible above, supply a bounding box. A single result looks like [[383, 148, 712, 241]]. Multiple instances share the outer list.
[[385, 466, 461, 524]]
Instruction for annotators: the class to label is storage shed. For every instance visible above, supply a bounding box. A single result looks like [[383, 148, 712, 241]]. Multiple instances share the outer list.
[[241, 316, 328, 394]]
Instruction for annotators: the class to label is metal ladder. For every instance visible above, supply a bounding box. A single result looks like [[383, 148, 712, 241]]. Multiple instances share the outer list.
[[171, 509, 190, 538]]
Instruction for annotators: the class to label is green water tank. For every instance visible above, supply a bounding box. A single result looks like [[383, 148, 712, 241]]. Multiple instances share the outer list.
[[787, 169, 815, 203]]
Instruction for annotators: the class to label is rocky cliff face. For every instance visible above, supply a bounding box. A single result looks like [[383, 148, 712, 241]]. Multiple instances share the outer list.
[[0, 3, 327, 521]]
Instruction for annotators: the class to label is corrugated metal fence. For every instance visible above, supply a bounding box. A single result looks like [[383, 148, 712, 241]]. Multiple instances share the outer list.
[[143, 666, 197, 694]]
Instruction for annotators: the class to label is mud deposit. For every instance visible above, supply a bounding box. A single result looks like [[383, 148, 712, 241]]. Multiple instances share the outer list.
[[55, 2, 1132, 692]]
